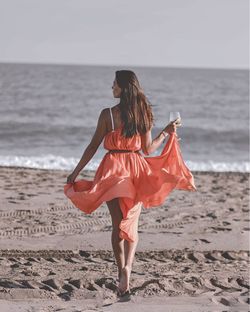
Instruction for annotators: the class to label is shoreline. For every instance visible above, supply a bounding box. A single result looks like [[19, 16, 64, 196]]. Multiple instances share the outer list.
[[1, 164, 249, 174]]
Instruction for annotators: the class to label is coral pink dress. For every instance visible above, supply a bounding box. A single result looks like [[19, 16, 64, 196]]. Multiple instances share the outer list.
[[64, 108, 196, 242]]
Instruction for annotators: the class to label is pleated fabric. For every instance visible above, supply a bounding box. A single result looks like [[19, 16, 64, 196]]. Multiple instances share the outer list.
[[64, 125, 197, 242]]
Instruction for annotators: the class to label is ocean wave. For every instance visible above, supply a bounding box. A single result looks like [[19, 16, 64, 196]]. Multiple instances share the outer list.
[[0, 155, 249, 173]]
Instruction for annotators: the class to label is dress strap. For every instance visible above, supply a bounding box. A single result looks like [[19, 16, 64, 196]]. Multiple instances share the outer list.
[[109, 107, 114, 131]]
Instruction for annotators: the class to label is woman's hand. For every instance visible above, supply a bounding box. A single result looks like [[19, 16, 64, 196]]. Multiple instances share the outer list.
[[66, 172, 78, 184], [164, 118, 182, 135]]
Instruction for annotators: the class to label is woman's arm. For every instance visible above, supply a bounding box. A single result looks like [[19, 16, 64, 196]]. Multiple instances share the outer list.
[[141, 129, 166, 156], [141, 120, 179, 156], [67, 109, 107, 181]]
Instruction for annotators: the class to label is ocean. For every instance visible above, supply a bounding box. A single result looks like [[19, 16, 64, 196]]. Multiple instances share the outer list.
[[0, 63, 249, 172]]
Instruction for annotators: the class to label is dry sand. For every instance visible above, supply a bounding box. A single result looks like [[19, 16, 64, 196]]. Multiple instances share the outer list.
[[0, 166, 249, 311]]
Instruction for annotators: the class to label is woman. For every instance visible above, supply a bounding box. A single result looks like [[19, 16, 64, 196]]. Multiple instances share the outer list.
[[64, 70, 196, 296]]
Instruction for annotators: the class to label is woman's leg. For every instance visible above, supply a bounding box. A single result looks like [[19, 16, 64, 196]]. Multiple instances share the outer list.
[[106, 198, 125, 281], [119, 201, 142, 293]]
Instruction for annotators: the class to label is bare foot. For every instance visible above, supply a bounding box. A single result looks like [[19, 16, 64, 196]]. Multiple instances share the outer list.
[[118, 265, 131, 295]]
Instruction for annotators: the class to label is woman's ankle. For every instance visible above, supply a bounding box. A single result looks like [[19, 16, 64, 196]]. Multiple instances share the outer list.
[[123, 264, 132, 280], [124, 264, 132, 271]]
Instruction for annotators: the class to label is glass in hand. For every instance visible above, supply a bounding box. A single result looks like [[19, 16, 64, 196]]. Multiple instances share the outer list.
[[169, 111, 181, 141]]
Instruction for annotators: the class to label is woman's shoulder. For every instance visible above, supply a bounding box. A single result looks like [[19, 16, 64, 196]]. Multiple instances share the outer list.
[[101, 105, 119, 113]]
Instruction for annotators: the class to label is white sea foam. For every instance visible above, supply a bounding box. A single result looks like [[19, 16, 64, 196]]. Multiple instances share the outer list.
[[0, 155, 249, 173]]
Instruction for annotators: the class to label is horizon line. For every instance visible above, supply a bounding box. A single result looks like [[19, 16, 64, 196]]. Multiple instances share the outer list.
[[0, 60, 248, 71]]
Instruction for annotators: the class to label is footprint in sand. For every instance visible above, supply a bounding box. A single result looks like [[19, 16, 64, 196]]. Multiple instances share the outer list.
[[42, 278, 63, 290], [26, 194, 37, 197], [199, 238, 211, 244], [206, 212, 217, 219], [210, 226, 232, 232], [17, 195, 26, 200], [243, 227, 250, 231]]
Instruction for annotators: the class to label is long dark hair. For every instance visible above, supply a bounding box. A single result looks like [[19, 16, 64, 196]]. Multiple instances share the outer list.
[[115, 70, 154, 138]]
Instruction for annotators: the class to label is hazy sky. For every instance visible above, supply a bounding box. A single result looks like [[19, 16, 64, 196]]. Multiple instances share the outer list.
[[0, 0, 248, 69]]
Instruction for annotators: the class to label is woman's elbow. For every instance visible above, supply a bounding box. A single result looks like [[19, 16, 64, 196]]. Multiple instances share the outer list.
[[87, 144, 98, 154]]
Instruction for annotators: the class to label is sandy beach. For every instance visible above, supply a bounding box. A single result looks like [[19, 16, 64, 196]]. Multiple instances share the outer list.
[[0, 166, 249, 311]]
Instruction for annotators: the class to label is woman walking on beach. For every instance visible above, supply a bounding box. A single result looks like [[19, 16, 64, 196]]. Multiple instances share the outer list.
[[64, 70, 196, 296]]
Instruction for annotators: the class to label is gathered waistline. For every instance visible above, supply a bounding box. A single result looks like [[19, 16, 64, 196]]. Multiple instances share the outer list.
[[107, 149, 140, 154]]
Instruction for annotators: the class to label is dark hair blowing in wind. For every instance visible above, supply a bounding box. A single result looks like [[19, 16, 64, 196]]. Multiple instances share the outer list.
[[115, 70, 154, 138]]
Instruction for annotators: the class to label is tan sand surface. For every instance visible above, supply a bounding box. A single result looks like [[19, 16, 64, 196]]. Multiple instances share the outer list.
[[0, 166, 249, 311]]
